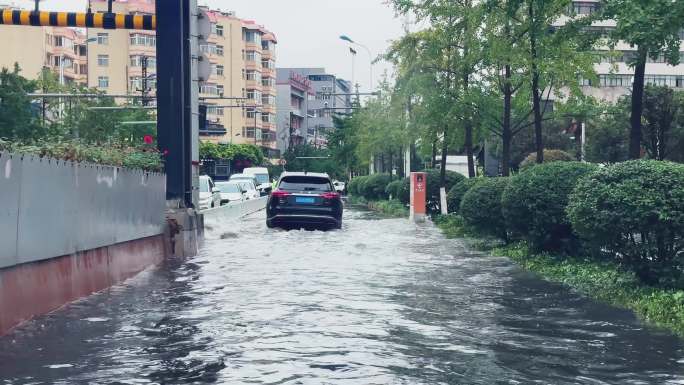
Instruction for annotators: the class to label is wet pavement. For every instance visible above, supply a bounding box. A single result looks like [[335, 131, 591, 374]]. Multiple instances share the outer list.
[[1, 207, 683, 384]]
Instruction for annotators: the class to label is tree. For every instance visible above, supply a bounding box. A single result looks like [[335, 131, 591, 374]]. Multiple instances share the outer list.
[[0, 64, 42, 140], [602, 0, 684, 159], [388, 0, 488, 196], [518, 0, 597, 164], [642, 85, 680, 160]]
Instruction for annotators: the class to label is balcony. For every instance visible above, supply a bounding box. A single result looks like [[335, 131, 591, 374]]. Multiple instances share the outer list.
[[200, 122, 227, 137]]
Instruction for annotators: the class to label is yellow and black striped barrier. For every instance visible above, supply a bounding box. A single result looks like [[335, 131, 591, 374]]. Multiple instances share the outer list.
[[0, 9, 155, 30]]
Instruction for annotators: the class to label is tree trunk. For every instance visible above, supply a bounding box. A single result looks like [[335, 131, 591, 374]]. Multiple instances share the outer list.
[[502, 64, 513, 177], [529, 1, 544, 164], [462, 3, 476, 178], [440, 126, 448, 188], [629, 48, 647, 159], [431, 138, 438, 168], [465, 121, 475, 177]]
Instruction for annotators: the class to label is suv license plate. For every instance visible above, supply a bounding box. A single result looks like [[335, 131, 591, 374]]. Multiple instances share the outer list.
[[295, 197, 316, 204]]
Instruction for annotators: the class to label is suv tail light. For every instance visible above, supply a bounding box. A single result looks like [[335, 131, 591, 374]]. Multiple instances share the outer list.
[[271, 190, 290, 205], [271, 190, 291, 198], [321, 192, 340, 200]]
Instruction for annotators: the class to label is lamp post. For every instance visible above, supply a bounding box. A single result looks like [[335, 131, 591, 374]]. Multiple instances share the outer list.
[[84, 37, 97, 88], [339, 35, 373, 91]]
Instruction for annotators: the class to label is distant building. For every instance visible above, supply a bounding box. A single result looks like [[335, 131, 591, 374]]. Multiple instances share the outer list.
[[0, 0, 279, 158], [275, 68, 352, 151], [556, 1, 684, 103], [0, 19, 88, 85], [275, 69, 314, 152]]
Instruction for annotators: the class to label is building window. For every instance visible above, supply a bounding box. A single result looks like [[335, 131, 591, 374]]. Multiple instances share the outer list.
[[212, 24, 224, 37], [262, 77, 274, 87], [207, 106, 224, 116], [599, 74, 632, 87], [246, 90, 262, 101], [97, 54, 109, 67], [570, 1, 600, 15], [98, 76, 109, 88], [79, 64, 88, 75], [129, 76, 156, 91], [262, 59, 274, 69], [262, 113, 275, 123], [97, 33, 109, 45], [200, 83, 220, 95], [263, 95, 275, 106], [245, 51, 261, 62], [130, 56, 156, 68], [242, 127, 257, 138], [246, 70, 261, 81], [244, 30, 262, 45], [130, 33, 155, 47], [211, 64, 225, 76], [216, 45, 224, 56]]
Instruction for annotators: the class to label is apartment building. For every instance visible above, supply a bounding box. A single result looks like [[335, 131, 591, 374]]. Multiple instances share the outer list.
[[275, 69, 314, 152], [0, 21, 88, 86], [275, 68, 353, 151], [0, 0, 278, 158], [560, 0, 684, 102]]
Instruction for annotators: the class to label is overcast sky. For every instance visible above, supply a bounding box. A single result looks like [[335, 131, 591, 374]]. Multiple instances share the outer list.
[[11, 0, 405, 92]]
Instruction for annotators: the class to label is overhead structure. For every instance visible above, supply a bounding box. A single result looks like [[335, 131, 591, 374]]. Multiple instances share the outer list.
[[155, 0, 201, 208], [0, 9, 155, 30]]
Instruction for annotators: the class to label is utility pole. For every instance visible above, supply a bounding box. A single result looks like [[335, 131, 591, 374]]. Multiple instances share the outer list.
[[140, 56, 149, 106]]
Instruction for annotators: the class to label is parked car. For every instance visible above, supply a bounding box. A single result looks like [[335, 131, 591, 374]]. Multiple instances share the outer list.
[[236, 180, 260, 200], [332, 180, 346, 194], [243, 167, 272, 195], [266, 172, 343, 230], [199, 175, 221, 210], [230, 173, 259, 190], [215, 181, 246, 205]]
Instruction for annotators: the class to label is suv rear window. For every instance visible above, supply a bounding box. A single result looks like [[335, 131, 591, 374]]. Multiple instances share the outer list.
[[278, 176, 332, 192]]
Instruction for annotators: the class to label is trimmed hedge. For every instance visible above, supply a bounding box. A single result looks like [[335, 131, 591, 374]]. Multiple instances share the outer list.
[[360, 173, 392, 200], [567, 160, 684, 287], [347, 176, 365, 196], [447, 178, 483, 214], [385, 179, 404, 200], [502, 161, 598, 251], [425, 169, 466, 212], [460, 177, 510, 239], [519, 149, 574, 171]]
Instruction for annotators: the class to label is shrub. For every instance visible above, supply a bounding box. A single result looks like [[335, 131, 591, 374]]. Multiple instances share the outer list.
[[502, 161, 598, 251], [425, 169, 466, 212], [360, 173, 392, 200], [385, 179, 407, 201], [567, 160, 684, 287], [347, 176, 367, 196], [460, 177, 510, 239], [447, 178, 483, 214], [398, 178, 411, 204], [519, 149, 574, 171]]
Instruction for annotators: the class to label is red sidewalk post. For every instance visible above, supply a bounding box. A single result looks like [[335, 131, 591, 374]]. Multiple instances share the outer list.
[[410, 172, 427, 223]]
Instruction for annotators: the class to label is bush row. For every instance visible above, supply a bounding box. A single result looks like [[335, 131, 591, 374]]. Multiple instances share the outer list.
[[349, 169, 465, 212], [449, 160, 684, 289]]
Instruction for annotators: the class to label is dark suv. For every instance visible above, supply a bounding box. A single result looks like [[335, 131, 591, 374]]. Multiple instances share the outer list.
[[266, 172, 343, 230]]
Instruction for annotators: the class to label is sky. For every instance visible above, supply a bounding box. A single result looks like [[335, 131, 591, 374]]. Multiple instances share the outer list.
[[11, 0, 406, 93]]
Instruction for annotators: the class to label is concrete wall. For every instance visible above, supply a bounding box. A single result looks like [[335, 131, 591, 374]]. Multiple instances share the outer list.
[[0, 152, 167, 269], [202, 196, 267, 226]]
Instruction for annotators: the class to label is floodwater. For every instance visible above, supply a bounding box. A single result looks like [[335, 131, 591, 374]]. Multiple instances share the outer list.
[[1, 207, 683, 384]]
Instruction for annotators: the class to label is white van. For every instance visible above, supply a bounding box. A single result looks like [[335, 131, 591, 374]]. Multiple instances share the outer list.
[[242, 167, 271, 195]]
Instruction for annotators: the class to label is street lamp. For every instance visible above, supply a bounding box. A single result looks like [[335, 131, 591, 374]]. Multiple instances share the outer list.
[[339, 35, 373, 91]]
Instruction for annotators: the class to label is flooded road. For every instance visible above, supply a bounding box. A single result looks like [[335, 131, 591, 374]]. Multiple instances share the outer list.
[[1, 207, 683, 384]]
